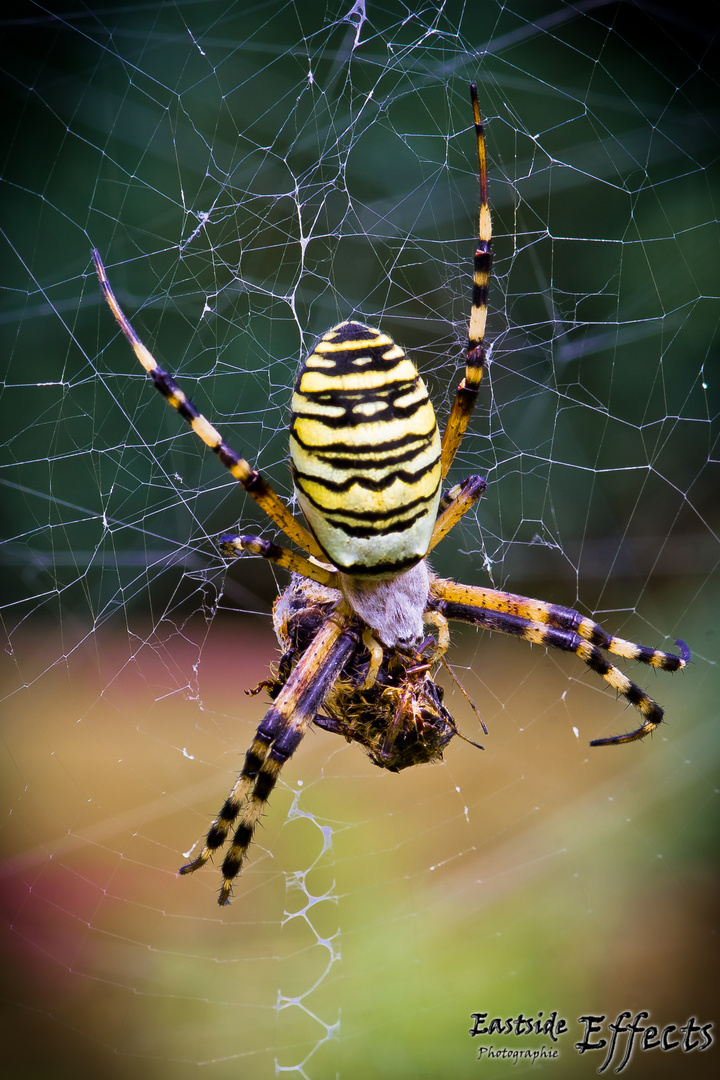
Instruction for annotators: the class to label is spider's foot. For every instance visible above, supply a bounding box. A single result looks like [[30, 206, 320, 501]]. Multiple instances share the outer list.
[[590, 689, 663, 747], [218, 879, 234, 906], [246, 677, 281, 698], [178, 849, 212, 875], [600, 631, 691, 671], [590, 721, 659, 747]]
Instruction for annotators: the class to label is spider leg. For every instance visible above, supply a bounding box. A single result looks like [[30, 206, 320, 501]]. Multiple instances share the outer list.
[[92, 249, 323, 559], [440, 84, 492, 479], [428, 474, 487, 552], [359, 628, 384, 690], [180, 601, 358, 905], [429, 576, 689, 744], [423, 608, 450, 659], [220, 534, 340, 589], [431, 579, 689, 669]]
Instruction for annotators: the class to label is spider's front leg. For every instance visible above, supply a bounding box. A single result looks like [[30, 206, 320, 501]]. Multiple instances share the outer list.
[[430, 577, 689, 744], [180, 601, 358, 905]]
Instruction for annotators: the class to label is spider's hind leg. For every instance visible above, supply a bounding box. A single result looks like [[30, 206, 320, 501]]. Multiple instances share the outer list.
[[92, 250, 323, 559], [440, 84, 492, 478], [220, 534, 339, 589], [428, 474, 487, 552]]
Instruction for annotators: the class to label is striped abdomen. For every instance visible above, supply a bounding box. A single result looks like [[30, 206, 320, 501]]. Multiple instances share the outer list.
[[289, 321, 442, 577]]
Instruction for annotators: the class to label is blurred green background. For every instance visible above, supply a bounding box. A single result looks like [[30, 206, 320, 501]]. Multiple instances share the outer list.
[[1, 2, 718, 1078]]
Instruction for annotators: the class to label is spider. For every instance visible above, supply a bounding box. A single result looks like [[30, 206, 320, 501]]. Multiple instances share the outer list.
[[93, 84, 689, 905]]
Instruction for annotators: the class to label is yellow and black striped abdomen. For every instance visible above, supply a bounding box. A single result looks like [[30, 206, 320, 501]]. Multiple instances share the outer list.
[[289, 321, 442, 576]]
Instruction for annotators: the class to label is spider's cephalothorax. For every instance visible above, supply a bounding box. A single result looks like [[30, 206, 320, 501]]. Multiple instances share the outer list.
[[93, 84, 689, 904]]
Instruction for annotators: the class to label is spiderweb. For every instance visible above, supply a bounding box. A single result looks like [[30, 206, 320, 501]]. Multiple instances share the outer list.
[[1, 2, 718, 1077]]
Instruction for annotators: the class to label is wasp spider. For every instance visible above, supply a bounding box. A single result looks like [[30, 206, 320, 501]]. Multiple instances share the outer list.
[[93, 84, 689, 904]]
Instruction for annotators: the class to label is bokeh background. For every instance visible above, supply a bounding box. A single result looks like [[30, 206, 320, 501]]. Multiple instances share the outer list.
[[1, 2, 718, 1078]]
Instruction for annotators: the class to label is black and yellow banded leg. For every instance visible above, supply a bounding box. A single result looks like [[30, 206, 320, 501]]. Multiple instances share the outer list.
[[576, 621, 690, 671], [92, 249, 324, 560], [181, 603, 358, 904], [178, 729, 273, 879], [428, 474, 487, 552], [220, 534, 340, 590], [431, 579, 689, 672], [429, 577, 688, 745], [440, 83, 492, 479]]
